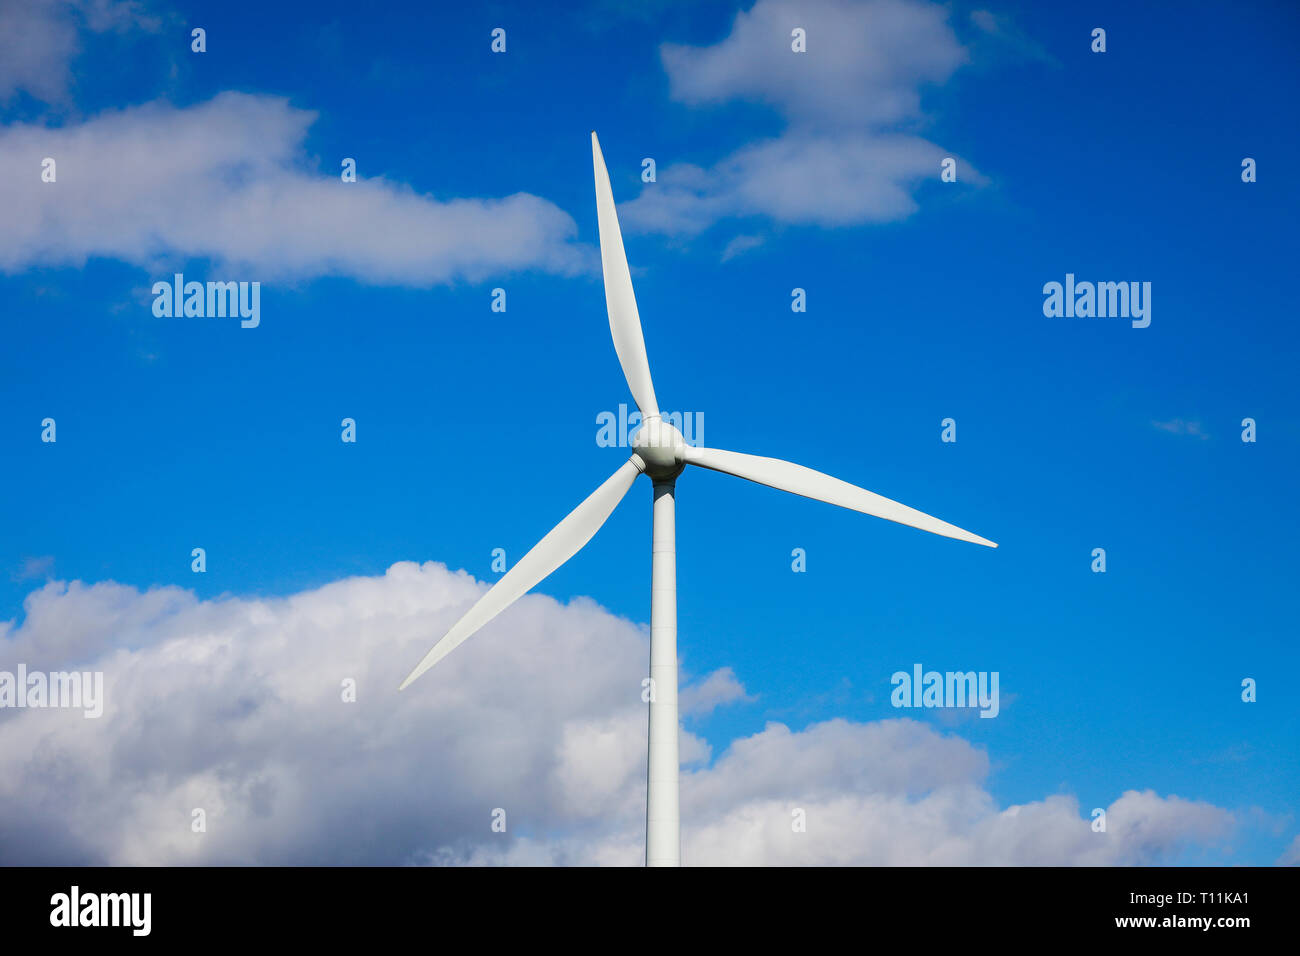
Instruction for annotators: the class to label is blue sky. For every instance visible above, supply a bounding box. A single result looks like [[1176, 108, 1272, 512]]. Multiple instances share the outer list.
[[0, 0, 1296, 865]]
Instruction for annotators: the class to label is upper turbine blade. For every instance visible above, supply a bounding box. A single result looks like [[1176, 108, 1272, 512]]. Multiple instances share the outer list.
[[399, 458, 644, 690], [684, 445, 997, 548], [592, 131, 660, 419]]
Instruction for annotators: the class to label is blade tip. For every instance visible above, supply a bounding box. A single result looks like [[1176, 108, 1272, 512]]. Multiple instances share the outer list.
[[398, 664, 427, 691]]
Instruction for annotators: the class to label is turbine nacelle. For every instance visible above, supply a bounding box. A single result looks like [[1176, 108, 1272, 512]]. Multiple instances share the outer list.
[[631, 415, 686, 479]]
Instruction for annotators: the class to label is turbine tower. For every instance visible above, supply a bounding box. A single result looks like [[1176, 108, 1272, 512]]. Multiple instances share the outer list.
[[399, 132, 997, 867]]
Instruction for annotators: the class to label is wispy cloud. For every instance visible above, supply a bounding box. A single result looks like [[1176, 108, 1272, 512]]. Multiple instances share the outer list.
[[1152, 418, 1211, 440], [11, 555, 55, 582], [721, 233, 765, 261], [1279, 834, 1300, 866], [968, 8, 1058, 66], [0, 0, 162, 104]]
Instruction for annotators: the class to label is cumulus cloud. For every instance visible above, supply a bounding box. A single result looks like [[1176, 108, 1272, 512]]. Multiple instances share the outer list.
[[0, 0, 161, 103], [0, 563, 1236, 865], [622, 0, 982, 243], [0, 92, 590, 283], [661, 0, 964, 128]]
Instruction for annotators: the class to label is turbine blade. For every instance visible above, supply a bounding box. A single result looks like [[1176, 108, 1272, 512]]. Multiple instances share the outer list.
[[591, 131, 660, 419], [399, 458, 644, 690], [684, 445, 997, 548]]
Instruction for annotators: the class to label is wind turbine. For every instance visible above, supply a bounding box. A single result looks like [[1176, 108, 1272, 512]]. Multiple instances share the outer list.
[[399, 132, 997, 867]]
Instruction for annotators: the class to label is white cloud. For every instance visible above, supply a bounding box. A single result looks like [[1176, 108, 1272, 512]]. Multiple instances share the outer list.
[[661, 0, 965, 128], [622, 0, 982, 241], [684, 786, 1232, 867], [680, 665, 753, 715], [0, 0, 161, 104], [0, 92, 590, 284], [625, 133, 968, 238], [0, 563, 1236, 865]]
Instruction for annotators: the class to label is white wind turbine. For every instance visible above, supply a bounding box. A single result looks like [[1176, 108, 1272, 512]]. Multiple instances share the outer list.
[[400, 132, 997, 867]]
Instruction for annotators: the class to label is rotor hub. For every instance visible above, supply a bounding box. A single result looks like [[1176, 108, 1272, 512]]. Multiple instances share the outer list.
[[633, 416, 686, 479]]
